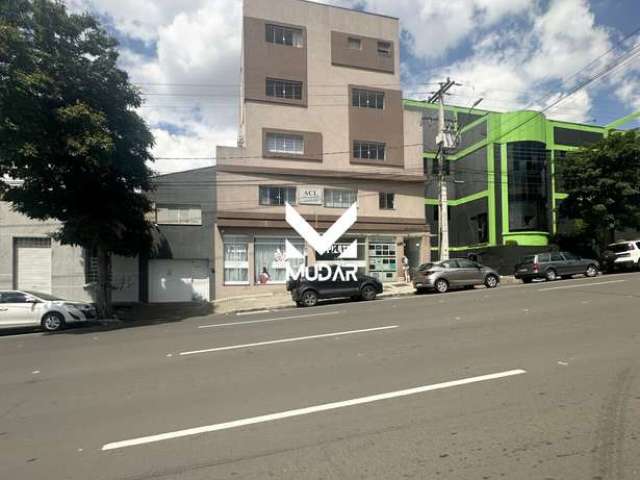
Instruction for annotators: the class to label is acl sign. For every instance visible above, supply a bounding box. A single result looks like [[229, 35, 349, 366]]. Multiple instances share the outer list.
[[284, 202, 359, 281]]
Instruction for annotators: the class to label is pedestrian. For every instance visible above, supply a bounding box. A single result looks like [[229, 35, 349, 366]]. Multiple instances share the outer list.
[[402, 255, 410, 283], [258, 267, 271, 284]]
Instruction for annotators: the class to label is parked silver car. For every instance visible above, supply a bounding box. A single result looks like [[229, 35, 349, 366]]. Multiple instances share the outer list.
[[412, 258, 500, 294], [0, 290, 97, 332]]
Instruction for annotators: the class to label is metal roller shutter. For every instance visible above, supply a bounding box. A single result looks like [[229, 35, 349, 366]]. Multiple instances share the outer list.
[[14, 238, 52, 293]]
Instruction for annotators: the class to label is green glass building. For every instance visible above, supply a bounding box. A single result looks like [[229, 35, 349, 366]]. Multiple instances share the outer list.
[[404, 100, 637, 269]]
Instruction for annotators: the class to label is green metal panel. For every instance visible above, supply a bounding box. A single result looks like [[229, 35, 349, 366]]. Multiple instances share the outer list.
[[500, 143, 509, 239], [502, 232, 549, 246], [487, 141, 497, 245], [493, 111, 547, 144]]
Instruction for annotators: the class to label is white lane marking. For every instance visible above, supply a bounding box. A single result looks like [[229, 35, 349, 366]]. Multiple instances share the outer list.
[[538, 279, 625, 292], [101, 369, 526, 451], [198, 311, 341, 329], [179, 325, 397, 356], [236, 310, 270, 316]]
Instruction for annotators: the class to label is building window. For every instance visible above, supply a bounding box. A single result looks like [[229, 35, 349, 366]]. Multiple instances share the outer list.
[[324, 189, 357, 208], [353, 141, 386, 161], [223, 236, 249, 285], [259, 186, 297, 206], [473, 212, 488, 243], [507, 141, 549, 232], [265, 133, 304, 155], [379, 192, 395, 210], [156, 205, 202, 225], [347, 37, 362, 50], [377, 41, 391, 56], [266, 78, 303, 100], [352, 89, 384, 109], [254, 237, 305, 284], [265, 24, 303, 47]]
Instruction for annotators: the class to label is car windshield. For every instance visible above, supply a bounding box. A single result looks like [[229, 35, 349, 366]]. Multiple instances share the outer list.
[[607, 243, 632, 253], [24, 291, 64, 301], [418, 263, 434, 271]]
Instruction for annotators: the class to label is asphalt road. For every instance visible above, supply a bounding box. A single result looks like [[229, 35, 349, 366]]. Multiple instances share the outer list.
[[1, 272, 640, 480]]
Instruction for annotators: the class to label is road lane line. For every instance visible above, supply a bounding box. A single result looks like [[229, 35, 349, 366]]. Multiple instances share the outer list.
[[538, 280, 625, 292], [198, 311, 342, 329], [179, 325, 398, 356], [101, 369, 526, 451]]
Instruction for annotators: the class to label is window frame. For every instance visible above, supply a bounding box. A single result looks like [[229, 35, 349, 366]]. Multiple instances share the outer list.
[[265, 24, 303, 48], [265, 78, 303, 100], [259, 186, 297, 206], [351, 88, 385, 110], [347, 37, 362, 50], [379, 192, 395, 210], [377, 41, 392, 56], [155, 204, 203, 226], [0, 291, 28, 304], [223, 236, 249, 285], [353, 141, 386, 161], [265, 132, 305, 155], [324, 189, 357, 208]]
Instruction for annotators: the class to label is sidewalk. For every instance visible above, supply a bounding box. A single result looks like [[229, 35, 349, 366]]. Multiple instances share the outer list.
[[211, 276, 520, 315]]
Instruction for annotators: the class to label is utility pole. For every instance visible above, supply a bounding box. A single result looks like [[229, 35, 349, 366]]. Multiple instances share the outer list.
[[427, 78, 459, 261]]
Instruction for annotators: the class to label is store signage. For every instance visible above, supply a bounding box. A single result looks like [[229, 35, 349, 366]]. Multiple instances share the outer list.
[[298, 186, 323, 205], [284, 202, 359, 281]]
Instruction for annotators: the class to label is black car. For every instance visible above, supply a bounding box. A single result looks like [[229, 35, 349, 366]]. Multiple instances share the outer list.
[[286, 266, 383, 307], [514, 251, 599, 283]]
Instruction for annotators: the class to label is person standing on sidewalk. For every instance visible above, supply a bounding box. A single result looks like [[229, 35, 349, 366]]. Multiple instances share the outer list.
[[402, 255, 411, 283]]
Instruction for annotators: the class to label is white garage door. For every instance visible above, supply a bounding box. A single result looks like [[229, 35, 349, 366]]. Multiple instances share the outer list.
[[15, 238, 52, 293], [148, 259, 210, 303]]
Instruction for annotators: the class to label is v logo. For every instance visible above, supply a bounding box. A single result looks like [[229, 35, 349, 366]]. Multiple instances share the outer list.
[[285, 202, 357, 255]]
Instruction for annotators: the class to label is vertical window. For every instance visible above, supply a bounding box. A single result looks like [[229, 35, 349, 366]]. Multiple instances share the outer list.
[[379, 192, 395, 210], [473, 212, 488, 243], [353, 141, 386, 161], [259, 186, 297, 206], [254, 237, 305, 283], [324, 189, 357, 208], [351, 89, 384, 109], [347, 37, 362, 50], [266, 79, 303, 100], [377, 41, 391, 56], [265, 24, 303, 47], [266, 133, 304, 155], [223, 236, 249, 284]]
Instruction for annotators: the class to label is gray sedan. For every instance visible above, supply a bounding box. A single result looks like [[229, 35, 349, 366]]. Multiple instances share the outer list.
[[412, 258, 500, 294]]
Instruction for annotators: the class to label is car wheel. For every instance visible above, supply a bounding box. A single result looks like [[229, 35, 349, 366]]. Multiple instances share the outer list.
[[301, 290, 318, 307], [585, 264, 598, 277], [41, 312, 65, 332], [434, 278, 449, 293], [361, 285, 377, 301], [545, 269, 558, 281], [485, 274, 499, 289], [522, 278, 533, 284]]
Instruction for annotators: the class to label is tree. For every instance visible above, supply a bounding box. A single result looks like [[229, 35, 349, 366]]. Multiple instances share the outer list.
[[556, 130, 640, 255], [0, 0, 154, 318]]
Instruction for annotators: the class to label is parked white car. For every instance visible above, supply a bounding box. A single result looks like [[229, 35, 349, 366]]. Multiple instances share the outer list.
[[0, 290, 97, 332], [602, 240, 640, 272]]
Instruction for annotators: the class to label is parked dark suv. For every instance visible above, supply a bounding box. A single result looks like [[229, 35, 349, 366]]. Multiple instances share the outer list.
[[514, 251, 599, 283], [286, 266, 383, 307]]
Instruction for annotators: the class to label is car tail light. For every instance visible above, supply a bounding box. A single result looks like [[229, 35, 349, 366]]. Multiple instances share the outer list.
[[532, 262, 539, 273]]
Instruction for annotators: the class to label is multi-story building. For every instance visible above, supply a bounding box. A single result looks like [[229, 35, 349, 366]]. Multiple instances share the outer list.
[[404, 100, 638, 271], [214, 0, 429, 298]]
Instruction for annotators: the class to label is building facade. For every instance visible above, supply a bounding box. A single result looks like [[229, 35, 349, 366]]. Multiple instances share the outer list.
[[404, 100, 611, 271], [214, 0, 430, 299], [0, 167, 216, 303]]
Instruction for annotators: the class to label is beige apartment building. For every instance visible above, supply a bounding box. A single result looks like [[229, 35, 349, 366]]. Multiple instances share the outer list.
[[214, 0, 429, 298]]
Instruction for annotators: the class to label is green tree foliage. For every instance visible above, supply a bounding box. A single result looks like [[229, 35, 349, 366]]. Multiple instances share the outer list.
[[557, 130, 640, 254], [0, 0, 154, 317]]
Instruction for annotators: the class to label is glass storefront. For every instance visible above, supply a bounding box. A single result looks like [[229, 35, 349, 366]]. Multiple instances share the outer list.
[[223, 236, 249, 284], [369, 237, 397, 282], [254, 237, 305, 284]]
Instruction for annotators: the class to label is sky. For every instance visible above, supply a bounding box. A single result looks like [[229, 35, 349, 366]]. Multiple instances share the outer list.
[[65, 0, 640, 174]]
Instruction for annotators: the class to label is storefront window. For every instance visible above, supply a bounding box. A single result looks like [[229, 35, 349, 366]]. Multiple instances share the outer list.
[[369, 237, 397, 282], [254, 237, 305, 284], [223, 236, 249, 284]]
